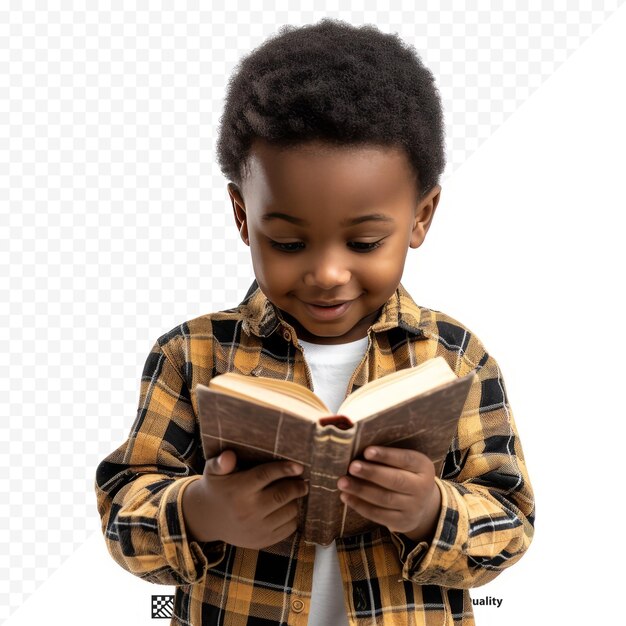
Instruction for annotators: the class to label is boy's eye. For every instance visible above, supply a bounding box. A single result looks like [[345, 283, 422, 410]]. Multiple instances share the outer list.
[[269, 240, 305, 252], [347, 240, 383, 252], [269, 239, 384, 253]]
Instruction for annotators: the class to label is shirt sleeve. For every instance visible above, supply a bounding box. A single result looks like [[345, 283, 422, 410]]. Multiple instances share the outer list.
[[390, 342, 535, 589], [94, 339, 226, 586]]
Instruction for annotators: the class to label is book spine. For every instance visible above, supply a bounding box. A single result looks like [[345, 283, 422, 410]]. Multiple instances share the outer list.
[[303, 421, 355, 546]]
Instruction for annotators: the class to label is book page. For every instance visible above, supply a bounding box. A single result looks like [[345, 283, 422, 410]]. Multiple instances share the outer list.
[[339, 356, 457, 422], [208, 373, 330, 420]]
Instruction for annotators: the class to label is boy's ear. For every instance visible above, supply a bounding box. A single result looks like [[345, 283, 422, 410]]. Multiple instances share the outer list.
[[410, 184, 441, 249], [227, 183, 250, 246]]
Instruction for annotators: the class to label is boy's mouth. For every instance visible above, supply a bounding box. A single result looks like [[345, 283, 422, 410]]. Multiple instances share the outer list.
[[301, 299, 353, 321]]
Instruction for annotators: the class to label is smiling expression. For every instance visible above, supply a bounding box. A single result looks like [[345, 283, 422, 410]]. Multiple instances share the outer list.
[[228, 139, 440, 344]]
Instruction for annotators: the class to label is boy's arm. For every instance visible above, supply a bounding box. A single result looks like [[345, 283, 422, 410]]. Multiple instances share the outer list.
[[94, 339, 225, 586], [390, 346, 535, 589]]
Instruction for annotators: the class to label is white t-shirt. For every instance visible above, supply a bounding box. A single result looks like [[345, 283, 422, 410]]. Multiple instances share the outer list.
[[298, 337, 369, 626]]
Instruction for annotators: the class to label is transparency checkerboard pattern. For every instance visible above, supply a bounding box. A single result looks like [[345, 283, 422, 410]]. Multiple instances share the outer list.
[[151, 595, 175, 619], [0, 0, 623, 622]]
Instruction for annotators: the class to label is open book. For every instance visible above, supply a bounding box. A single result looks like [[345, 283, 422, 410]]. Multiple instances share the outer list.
[[195, 356, 475, 545]]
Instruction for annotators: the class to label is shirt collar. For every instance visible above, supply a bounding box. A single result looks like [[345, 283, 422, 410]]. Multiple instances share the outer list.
[[239, 281, 428, 340]]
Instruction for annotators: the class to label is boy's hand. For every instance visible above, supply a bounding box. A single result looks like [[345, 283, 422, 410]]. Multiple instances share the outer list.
[[181, 449, 308, 549], [337, 446, 441, 543]]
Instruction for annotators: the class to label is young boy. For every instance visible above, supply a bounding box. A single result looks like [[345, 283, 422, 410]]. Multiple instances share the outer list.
[[95, 19, 534, 625]]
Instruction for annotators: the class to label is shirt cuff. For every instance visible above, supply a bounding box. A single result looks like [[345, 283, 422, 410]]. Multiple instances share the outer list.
[[157, 475, 227, 583], [391, 478, 468, 584], [390, 532, 429, 568]]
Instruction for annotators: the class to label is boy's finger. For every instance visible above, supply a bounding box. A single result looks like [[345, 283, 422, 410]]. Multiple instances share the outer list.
[[344, 463, 418, 495], [339, 492, 406, 530], [361, 447, 432, 473], [262, 479, 309, 515], [250, 460, 304, 489], [204, 449, 238, 476], [338, 475, 409, 509]]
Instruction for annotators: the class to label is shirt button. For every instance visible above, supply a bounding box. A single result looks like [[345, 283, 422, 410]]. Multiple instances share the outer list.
[[282, 329, 292, 342], [291, 599, 304, 613]]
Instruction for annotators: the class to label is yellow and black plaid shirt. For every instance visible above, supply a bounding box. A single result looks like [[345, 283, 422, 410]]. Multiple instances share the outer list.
[[95, 283, 534, 625]]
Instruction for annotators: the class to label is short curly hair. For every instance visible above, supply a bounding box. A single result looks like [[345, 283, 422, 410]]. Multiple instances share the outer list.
[[216, 18, 445, 199]]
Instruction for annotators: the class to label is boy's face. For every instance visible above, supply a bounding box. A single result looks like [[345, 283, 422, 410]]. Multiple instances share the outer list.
[[228, 139, 440, 345]]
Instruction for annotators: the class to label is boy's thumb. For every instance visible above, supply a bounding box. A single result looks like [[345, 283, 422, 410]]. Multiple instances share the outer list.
[[205, 449, 237, 476]]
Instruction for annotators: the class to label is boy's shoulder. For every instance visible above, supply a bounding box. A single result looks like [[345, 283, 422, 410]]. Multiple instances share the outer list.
[[408, 315, 492, 379], [388, 285, 492, 366], [150, 286, 273, 353], [153, 304, 252, 349], [387, 285, 500, 381]]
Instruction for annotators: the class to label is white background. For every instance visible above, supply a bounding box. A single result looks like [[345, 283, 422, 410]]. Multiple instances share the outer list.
[[2, 2, 625, 624]]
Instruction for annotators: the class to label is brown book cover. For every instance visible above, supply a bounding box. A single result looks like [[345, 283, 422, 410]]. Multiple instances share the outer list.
[[195, 366, 475, 546]]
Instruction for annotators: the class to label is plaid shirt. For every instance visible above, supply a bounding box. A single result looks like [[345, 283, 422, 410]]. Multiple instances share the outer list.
[[95, 283, 534, 625]]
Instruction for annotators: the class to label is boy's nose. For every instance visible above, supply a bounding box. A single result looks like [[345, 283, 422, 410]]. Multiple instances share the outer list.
[[303, 254, 351, 289]]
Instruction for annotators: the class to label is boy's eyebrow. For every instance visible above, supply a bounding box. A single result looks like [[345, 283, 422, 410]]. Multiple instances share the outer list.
[[343, 213, 394, 226], [261, 212, 307, 225], [261, 212, 394, 226]]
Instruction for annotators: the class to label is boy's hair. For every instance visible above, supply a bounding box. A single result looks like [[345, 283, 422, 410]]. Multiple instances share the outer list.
[[216, 18, 445, 199]]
